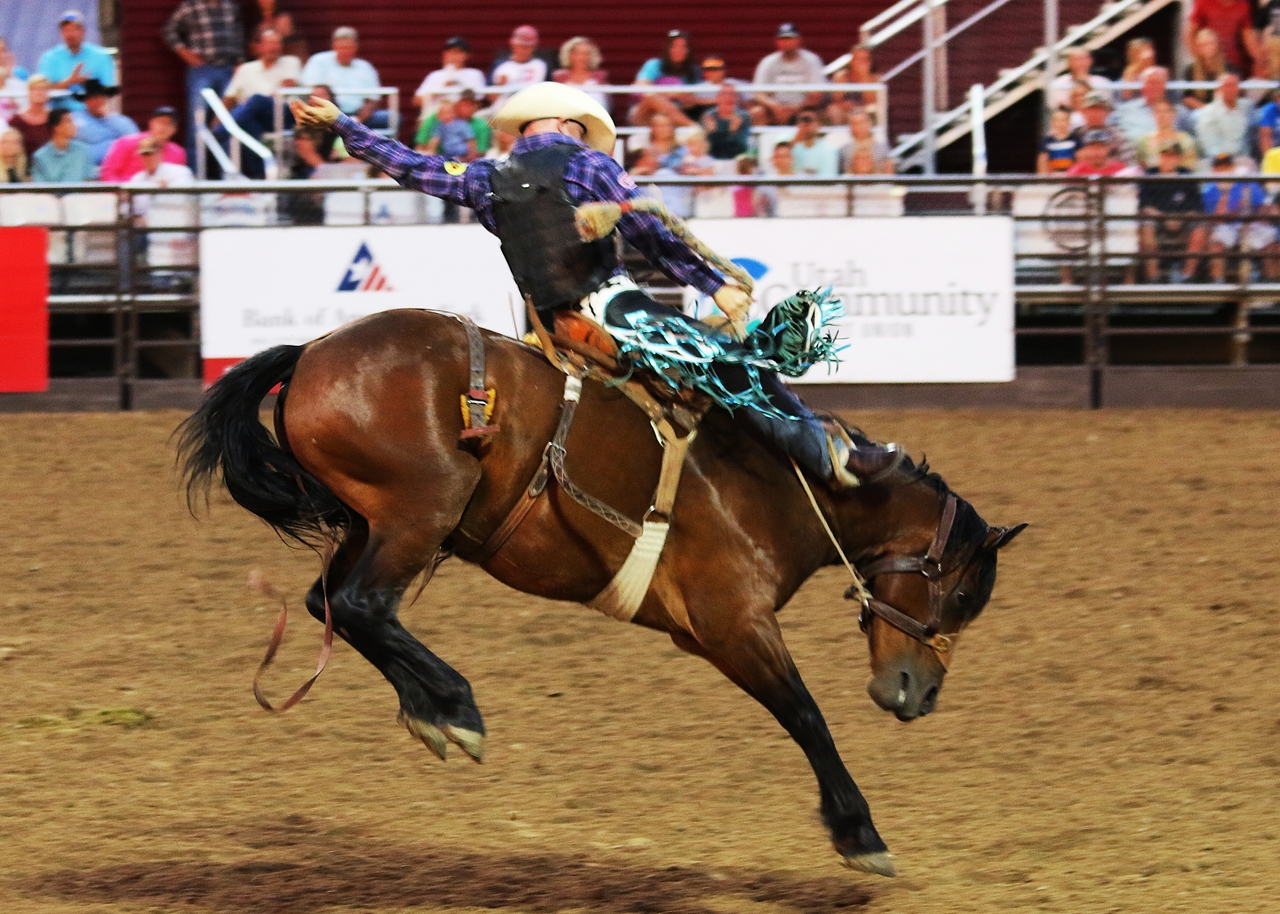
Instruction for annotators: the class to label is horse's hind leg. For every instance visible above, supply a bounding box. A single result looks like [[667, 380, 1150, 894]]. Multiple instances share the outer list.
[[304, 515, 484, 762]]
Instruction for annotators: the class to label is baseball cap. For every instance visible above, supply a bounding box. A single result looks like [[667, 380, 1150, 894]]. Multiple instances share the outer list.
[[1157, 138, 1183, 155], [59, 9, 84, 24], [152, 105, 178, 120], [777, 23, 801, 38], [701, 56, 726, 69], [511, 25, 538, 46], [1083, 90, 1112, 109], [1080, 128, 1111, 146], [444, 36, 469, 51], [1212, 152, 1234, 167], [138, 138, 161, 154], [457, 88, 478, 103]]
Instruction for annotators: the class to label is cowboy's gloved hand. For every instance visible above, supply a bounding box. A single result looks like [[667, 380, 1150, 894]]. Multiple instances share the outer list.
[[712, 283, 752, 340], [290, 96, 342, 130]]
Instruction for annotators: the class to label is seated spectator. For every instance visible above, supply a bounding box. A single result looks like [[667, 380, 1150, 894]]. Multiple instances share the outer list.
[[300, 27, 386, 127], [291, 84, 340, 177], [0, 36, 27, 81], [222, 28, 300, 108], [1259, 33, 1280, 96], [1065, 80, 1092, 130], [484, 128, 516, 162], [1, 127, 30, 182], [1065, 129, 1133, 176], [1201, 153, 1278, 281], [37, 9, 116, 110], [837, 109, 893, 174], [828, 44, 883, 122], [0, 56, 25, 124], [1194, 73, 1254, 160], [701, 85, 751, 159], [419, 97, 478, 161], [9, 74, 52, 157], [1135, 97, 1200, 169], [790, 109, 837, 175], [677, 129, 717, 175], [416, 89, 489, 155], [731, 154, 759, 217], [1050, 48, 1112, 109], [1037, 107, 1079, 174], [127, 136, 195, 187], [1118, 38, 1156, 100], [847, 145, 879, 175], [688, 56, 746, 121], [645, 112, 685, 169], [1137, 140, 1202, 281], [1186, 0, 1259, 76], [1076, 91, 1136, 165], [755, 141, 795, 216], [100, 106, 186, 182], [414, 37, 486, 116], [489, 25, 549, 113], [751, 24, 825, 125], [1184, 28, 1236, 109], [628, 30, 701, 127], [1112, 68, 1194, 145], [553, 37, 608, 111], [31, 108, 95, 181], [72, 80, 138, 165], [246, 0, 305, 61], [1257, 94, 1280, 153], [1261, 0, 1280, 42]]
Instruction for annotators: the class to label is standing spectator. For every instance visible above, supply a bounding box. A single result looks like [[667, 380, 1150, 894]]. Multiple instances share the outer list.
[[751, 24, 825, 125], [1065, 129, 1132, 176], [1037, 107, 1079, 174], [164, 0, 244, 160], [701, 85, 752, 159], [1186, 0, 1261, 75], [31, 108, 95, 181], [789, 109, 837, 175], [1137, 140, 1202, 282], [37, 10, 116, 110], [1118, 38, 1157, 100], [1112, 68, 1195, 145], [300, 28, 386, 127], [1194, 73, 1254, 159], [9, 75, 52, 157], [1184, 29, 1236, 110], [414, 38, 486, 116], [416, 89, 490, 154], [221, 28, 300, 107], [1, 127, 30, 182], [127, 136, 195, 186], [1050, 48, 1111, 109], [419, 97, 477, 160], [553, 37, 609, 110], [244, 0, 304, 61], [837, 109, 893, 174], [628, 30, 701, 127], [489, 26, 549, 112], [1256, 92, 1280, 153], [1079, 91, 1136, 164], [71, 79, 138, 165], [100, 106, 187, 182], [1200, 153, 1278, 281], [1135, 97, 1200, 168]]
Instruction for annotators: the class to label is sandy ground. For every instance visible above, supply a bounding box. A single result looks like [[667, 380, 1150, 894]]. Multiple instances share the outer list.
[[2, 408, 1279, 914]]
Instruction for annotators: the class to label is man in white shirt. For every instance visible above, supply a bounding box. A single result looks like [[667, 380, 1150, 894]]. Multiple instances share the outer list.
[[414, 37, 487, 117], [488, 25, 548, 113], [1049, 47, 1112, 109], [752, 24, 825, 125], [300, 26, 385, 126], [222, 29, 300, 107], [128, 136, 195, 187]]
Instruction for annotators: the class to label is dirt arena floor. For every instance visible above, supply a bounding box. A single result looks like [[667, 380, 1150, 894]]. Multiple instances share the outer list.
[[2, 408, 1279, 914]]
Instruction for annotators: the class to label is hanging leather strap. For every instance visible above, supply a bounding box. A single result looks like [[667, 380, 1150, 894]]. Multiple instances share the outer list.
[[459, 317, 500, 440]]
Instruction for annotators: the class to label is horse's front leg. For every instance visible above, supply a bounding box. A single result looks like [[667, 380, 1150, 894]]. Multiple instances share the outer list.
[[669, 618, 895, 876]]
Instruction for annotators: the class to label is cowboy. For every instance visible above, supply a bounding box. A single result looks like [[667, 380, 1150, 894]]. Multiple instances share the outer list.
[[290, 83, 898, 487]]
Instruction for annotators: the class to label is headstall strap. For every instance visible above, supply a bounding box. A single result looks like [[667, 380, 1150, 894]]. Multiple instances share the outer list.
[[459, 316, 500, 441]]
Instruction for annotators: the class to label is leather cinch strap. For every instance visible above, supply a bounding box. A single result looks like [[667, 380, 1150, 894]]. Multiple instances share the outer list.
[[459, 317, 499, 440]]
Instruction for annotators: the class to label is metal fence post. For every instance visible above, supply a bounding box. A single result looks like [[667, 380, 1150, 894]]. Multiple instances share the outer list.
[[1084, 178, 1107, 407]]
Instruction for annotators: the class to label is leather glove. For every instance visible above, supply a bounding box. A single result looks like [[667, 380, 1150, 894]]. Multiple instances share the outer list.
[[290, 96, 342, 130], [712, 283, 753, 340]]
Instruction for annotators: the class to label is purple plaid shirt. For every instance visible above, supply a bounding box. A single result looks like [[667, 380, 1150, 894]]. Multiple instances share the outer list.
[[332, 115, 725, 297]]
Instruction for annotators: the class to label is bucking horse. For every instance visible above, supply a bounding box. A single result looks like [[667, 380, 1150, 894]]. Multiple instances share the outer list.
[[179, 307, 1025, 876]]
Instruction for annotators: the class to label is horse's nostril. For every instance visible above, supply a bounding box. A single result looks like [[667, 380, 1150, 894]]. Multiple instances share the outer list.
[[896, 671, 910, 707], [922, 685, 939, 712]]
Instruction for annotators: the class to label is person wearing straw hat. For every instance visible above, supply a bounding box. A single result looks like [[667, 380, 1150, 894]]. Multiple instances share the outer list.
[[291, 82, 900, 486]]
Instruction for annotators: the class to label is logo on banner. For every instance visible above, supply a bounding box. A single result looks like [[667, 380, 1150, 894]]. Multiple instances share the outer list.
[[337, 242, 394, 292]]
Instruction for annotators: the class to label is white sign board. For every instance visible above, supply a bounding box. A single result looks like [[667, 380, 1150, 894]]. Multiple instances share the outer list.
[[200, 225, 521, 366], [684, 217, 1015, 383]]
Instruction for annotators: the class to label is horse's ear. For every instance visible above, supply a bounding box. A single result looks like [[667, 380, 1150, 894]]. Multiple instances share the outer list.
[[984, 523, 1028, 551]]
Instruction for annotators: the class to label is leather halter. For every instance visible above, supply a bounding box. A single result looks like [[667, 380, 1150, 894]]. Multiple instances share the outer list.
[[850, 494, 962, 655]]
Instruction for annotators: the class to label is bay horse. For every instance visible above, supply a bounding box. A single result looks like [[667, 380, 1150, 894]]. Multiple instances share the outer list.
[[179, 308, 1025, 876]]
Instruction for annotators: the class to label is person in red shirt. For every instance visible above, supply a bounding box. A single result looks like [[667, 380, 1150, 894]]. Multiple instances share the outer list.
[[99, 107, 188, 182], [1065, 129, 1133, 176], [1186, 0, 1261, 74]]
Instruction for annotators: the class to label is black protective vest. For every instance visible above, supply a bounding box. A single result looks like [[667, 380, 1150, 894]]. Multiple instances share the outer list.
[[489, 142, 619, 312]]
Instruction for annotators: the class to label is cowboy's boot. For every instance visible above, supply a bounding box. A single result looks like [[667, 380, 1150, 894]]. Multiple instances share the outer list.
[[826, 427, 903, 488]]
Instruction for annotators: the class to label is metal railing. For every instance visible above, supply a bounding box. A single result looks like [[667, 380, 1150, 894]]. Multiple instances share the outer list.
[[2, 174, 1278, 407]]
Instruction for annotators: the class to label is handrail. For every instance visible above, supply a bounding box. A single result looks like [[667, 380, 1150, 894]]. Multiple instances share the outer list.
[[882, 0, 1021, 83], [196, 124, 240, 178], [200, 87, 278, 180]]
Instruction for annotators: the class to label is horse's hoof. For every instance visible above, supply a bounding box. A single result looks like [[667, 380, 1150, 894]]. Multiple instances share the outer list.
[[843, 852, 896, 877], [443, 725, 485, 763], [400, 714, 448, 761]]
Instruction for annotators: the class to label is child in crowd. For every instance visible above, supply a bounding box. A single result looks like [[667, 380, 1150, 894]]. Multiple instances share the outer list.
[[731, 153, 758, 217], [1037, 107, 1079, 174], [422, 98, 477, 161], [677, 129, 717, 176]]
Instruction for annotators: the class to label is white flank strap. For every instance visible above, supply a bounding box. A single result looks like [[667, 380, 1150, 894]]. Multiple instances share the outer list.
[[588, 519, 670, 621]]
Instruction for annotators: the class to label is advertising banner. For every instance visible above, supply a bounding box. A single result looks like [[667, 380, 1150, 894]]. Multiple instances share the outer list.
[[199, 225, 521, 382], [683, 217, 1016, 383], [0, 227, 49, 392]]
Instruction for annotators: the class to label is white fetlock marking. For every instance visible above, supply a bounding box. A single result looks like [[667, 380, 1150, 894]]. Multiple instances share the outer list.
[[588, 519, 670, 621]]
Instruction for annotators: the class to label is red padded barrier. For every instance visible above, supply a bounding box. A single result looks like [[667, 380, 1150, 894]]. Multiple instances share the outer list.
[[0, 227, 49, 393]]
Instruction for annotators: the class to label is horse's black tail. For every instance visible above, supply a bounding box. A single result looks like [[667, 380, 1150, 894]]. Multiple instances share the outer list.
[[177, 345, 349, 545]]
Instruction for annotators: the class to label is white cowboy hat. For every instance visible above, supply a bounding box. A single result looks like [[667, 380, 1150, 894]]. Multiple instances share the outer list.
[[490, 82, 616, 153]]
